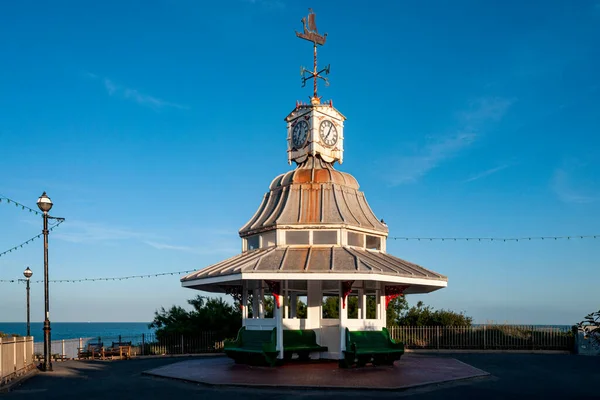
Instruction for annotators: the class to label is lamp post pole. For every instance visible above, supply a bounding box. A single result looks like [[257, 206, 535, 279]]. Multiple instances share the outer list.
[[43, 211, 51, 371], [37, 192, 54, 372], [23, 267, 33, 337]]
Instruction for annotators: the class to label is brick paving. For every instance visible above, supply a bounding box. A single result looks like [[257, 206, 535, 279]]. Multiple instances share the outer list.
[[144, 354, 489, 389]]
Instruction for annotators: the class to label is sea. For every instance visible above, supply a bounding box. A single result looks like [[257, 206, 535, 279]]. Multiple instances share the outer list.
[[0, 322, 154, 342]]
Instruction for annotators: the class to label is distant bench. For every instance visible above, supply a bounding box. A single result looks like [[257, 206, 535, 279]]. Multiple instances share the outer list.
[[103, 341, 132, 360], [77, 342, 103, 360], [341, 328, 404, 368]]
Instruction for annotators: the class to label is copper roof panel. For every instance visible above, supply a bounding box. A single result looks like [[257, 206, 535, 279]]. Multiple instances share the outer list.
[[305, 247, 332, 272], [281, 248, 310, 271], [255, 248, 287, 271]]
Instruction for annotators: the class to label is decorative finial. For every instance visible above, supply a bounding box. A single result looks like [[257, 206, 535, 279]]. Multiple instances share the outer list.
[[296, 8, 330, 103]]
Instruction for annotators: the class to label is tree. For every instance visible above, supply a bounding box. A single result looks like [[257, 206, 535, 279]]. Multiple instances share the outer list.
[[394, 300, 473, 326], [386, 296, 409, 326], [296, 298, 307, 318], [577, 309, 600, 349], [150, 296, 241, 340]]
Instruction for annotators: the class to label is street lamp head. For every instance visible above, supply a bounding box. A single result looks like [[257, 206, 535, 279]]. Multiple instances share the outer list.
[[37, 192, 53, 213], [23, 267, 33, 279]]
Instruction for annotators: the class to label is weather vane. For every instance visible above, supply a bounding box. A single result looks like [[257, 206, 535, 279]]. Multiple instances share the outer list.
[[296, 8, 330, 104]]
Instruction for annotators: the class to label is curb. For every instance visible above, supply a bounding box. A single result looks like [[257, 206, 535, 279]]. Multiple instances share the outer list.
[[143, 367, 491, 392], [405, 349, 571, 354], [0, 367, 39, 393]]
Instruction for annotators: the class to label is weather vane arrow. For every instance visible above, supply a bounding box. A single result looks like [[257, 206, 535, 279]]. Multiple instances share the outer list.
[[296, 8, 329, 104]]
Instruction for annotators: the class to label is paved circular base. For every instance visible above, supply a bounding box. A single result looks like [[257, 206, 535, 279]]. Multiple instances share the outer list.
[[144, 355, 489, 390]]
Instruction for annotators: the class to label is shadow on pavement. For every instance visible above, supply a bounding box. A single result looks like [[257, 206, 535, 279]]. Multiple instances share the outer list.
[[2, 354, 599, 400]]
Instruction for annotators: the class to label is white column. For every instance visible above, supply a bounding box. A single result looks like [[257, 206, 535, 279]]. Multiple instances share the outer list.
[[339, 282, 347, 355], [358, 288, 365, 320], [380, 289, 387, 328], [283, 281, 289, 319], [307, 281, 321, 330], [375, 288, 381, 320], [275, 288, 284, 359], [242, 281, 248, 323]]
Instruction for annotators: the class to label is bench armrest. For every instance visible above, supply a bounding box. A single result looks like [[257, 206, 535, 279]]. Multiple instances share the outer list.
[[382, 327, 404, 350], [224, 327, 245, 349]]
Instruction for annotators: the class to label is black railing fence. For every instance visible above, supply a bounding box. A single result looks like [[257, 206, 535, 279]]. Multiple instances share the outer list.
[[34, 325, 574, 360], [388, 325, 574, 350]]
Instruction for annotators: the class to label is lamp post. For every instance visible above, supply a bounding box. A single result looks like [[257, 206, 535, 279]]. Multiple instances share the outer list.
[[37, 192, 53, 372], [23, 267, 33, 337]]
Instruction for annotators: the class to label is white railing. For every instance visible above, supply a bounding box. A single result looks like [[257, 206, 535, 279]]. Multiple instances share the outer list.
[[0, 336, 35, 386], [387, 325, 574, 350], [34, 338, 92, 360]]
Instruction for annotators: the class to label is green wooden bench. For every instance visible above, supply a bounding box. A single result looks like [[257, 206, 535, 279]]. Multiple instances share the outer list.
[[341, 328, 404, 368], [283, 329, 328, 361], [224, 327, 278, 366]]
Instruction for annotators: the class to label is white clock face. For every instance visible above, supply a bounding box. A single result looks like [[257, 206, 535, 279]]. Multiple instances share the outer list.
[[319, 120, 338, 147], [292, 120, 309, 148]]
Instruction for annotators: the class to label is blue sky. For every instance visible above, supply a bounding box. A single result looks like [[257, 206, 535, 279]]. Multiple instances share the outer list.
[[1, 0, 599, 324]]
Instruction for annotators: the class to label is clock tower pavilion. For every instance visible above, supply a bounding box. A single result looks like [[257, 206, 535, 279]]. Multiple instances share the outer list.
[[181, 8, 447, 365]]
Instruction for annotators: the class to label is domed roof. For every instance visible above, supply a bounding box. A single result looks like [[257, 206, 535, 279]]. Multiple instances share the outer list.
[[239, 157, 388, 236], [270, 157, 359, 190]]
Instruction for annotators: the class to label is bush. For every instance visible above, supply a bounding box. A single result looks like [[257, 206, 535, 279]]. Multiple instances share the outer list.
[[0, 331, 20, 338], [395, 301, 473, 327], [149, 296, 241, 341]]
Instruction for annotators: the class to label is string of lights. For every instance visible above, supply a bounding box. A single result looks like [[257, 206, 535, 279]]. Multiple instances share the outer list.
[[0, 195, 43, 216], [390, 235, 599, 242], [0, 269, 195, 284], [0, 220, 65, 259]]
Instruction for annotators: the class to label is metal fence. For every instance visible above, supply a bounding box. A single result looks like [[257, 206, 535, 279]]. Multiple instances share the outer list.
[[387, 325, 574, 350], [1, 336, 35, 386], [33, 325, 574, 361], [34, 338, 93, 360], [36, 332, 225, 360]]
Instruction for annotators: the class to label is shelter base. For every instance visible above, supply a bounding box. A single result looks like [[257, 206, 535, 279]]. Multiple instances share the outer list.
[[144, 354, 489, 390]]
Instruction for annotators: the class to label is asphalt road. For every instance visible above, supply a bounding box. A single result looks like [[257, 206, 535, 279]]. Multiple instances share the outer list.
[[3, 354, 599, 399]]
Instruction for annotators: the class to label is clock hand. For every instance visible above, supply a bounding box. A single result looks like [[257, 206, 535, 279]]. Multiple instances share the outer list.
[[326, 125, 333, 141]]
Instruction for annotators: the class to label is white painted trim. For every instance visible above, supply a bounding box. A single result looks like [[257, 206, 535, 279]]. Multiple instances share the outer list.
[[182, 273, 447, 290], [181, 273, 242, 287], [244, 273, 447, 287]]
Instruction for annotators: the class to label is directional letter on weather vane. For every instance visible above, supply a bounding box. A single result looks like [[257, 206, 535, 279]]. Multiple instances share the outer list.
[[296, 8, 330, 102]]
